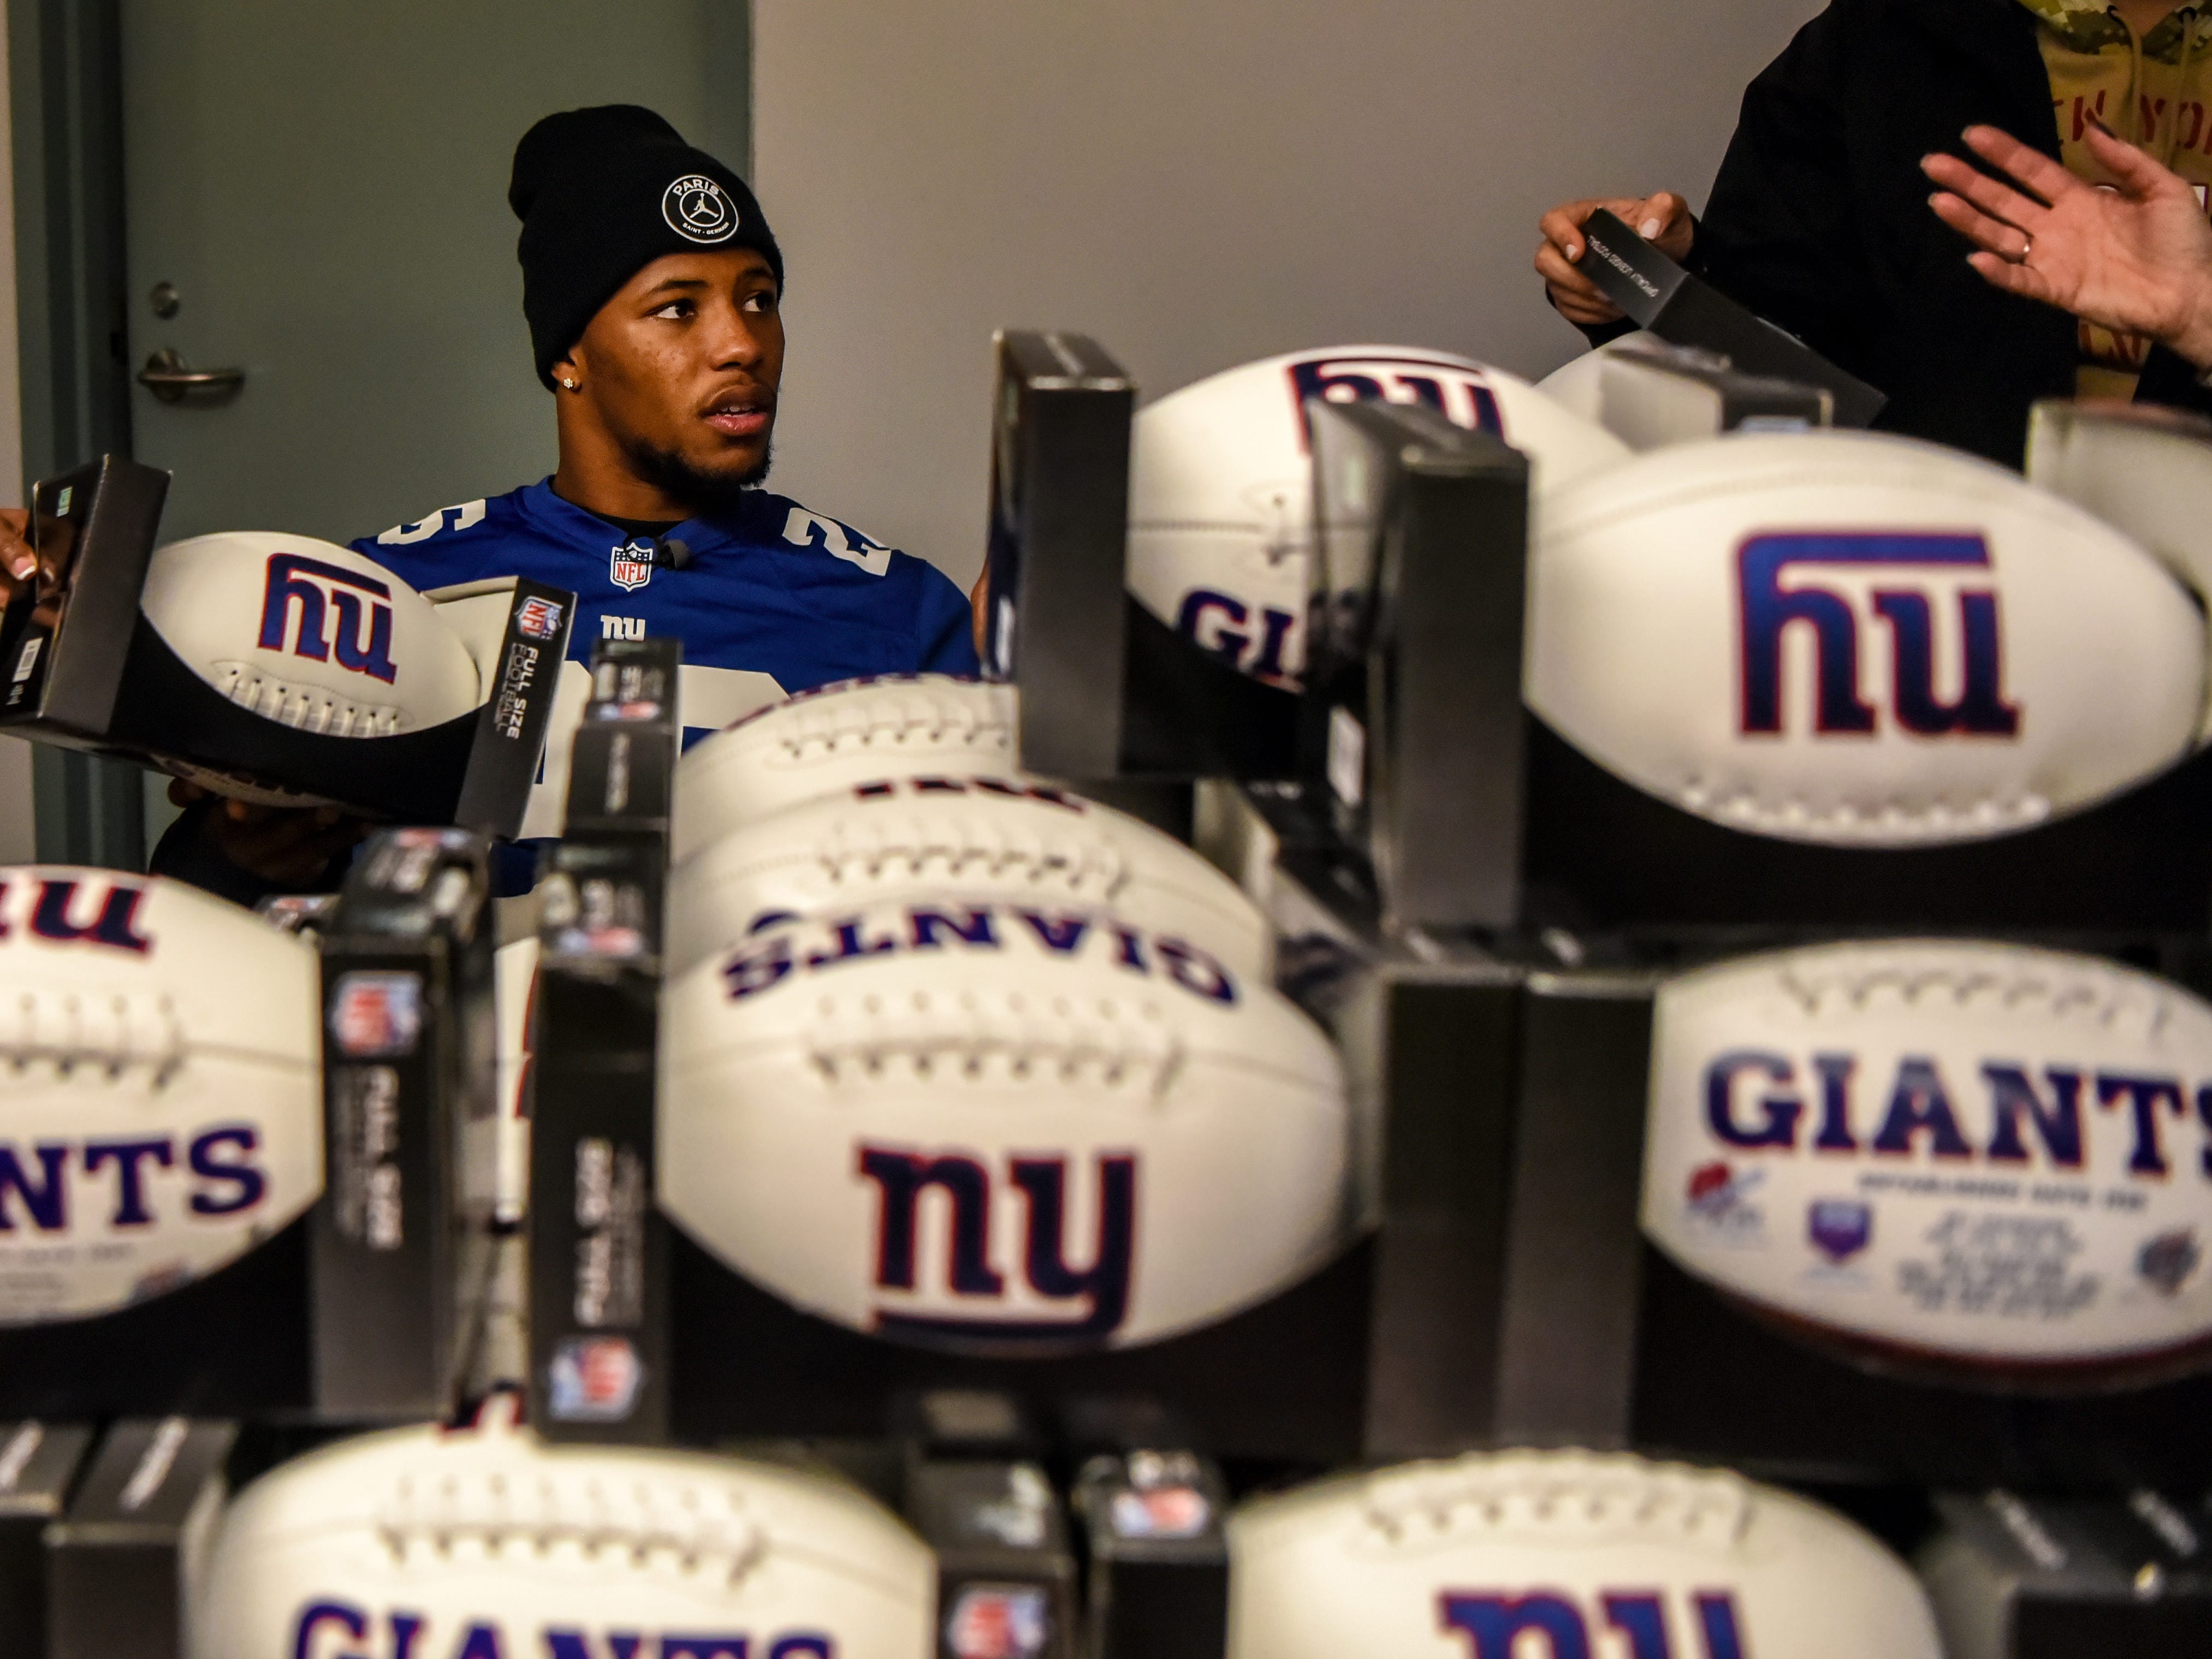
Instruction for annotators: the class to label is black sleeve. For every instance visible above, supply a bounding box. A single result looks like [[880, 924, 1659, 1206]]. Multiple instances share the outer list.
[[148, 801, 348, 909], [1689, 3, 1875, 373], [2136, 345, 2212, 421]]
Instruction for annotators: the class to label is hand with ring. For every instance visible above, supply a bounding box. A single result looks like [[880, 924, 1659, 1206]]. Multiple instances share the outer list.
[[1922, 122, 2212, 370]]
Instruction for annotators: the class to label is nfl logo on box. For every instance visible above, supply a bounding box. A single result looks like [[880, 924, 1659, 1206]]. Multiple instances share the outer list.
[[547, 1335, 645, 1422], [329, 971, 422, 1059], [946, 1585, 1050, 1659], [514, 594, 565, 640]]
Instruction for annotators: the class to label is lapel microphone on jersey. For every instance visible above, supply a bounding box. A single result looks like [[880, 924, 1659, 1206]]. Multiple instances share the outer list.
[[653, 538, 692, 570]]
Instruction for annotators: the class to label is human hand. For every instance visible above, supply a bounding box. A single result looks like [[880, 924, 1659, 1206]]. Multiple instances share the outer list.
[[0, 508, 38, 610], [968, 561, 990, 659], [169, 777, 371, 888], [1924, 123, 2212, 368], [1536, 192, 1696, 326]]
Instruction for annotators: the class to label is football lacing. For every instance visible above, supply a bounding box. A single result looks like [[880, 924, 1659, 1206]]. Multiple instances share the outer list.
[[1360, 1452, 1750, 1549], [0, 989, 187, 1083], [1678, 777, 2051, 842], [375, 1467, 767, 1584], [1772, 952, 2170, 1040], [817, 819, 1125, 899], [808, 988, 1184, 1097], [205, 662, 408, 737], [774, 686, 1011, 761]]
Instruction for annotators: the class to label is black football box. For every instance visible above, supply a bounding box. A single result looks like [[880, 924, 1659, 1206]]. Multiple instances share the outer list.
[[1574, 209, 1885, 426], [1298, 399, 1529, 931], [906, 1459, 1079, 1659], [0, 454, 574, 837], [981, 330, 1298, 785], [312, 826, 498, 1417], [1919, 1489, 2212, 1657], [44, 1417, 235, 1659], [527, 638, 681, 1443], [0, 1420, 93, 1659], [1071, 1449, 1232, 1659]]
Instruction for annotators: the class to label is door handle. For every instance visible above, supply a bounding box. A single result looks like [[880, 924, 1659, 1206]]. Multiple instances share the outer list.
[[137, 347, 245, 403]]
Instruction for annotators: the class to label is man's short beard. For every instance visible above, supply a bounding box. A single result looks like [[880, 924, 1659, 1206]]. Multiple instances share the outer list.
[[618, 433, 773, 519]]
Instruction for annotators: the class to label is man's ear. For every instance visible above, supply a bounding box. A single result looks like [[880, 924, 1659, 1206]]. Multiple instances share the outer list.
[[551, 346, 585, 390]]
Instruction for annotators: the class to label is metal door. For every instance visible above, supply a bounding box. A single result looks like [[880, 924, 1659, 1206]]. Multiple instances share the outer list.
[[21, 0, 746, 861], [121, 0, 747, 544]]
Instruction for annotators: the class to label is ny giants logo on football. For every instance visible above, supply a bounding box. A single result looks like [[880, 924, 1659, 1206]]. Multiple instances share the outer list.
[[290, 1604, 834, 1659], [0, 872, 152, 954], [719, 903, 1237, 1343], [861, 1147, 1135, 1342], [259, 553, 399, 683], [1283, 355, 1505, 451], [1175, 355, 1509, 682], [1439, 1589, 1747, 1659], [1703, 1048, 2212, 1180], [1736, 532, 2020, 740]]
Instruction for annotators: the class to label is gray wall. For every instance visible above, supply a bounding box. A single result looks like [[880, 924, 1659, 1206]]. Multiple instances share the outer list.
[[755, 0, 1817, 590]]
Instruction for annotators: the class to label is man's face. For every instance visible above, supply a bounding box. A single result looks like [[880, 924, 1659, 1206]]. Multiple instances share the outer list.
[[561, 248, 784, 503]]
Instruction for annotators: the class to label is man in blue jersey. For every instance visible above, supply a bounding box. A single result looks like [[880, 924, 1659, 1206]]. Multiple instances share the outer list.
[[150, 105, 977, 899]]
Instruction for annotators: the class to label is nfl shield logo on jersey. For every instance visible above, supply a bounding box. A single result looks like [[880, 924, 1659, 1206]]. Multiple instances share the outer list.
[[609, 538, 655, 591]]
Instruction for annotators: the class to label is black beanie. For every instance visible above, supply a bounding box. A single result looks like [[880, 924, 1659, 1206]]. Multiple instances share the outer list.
[[510, 105, 784, 389]]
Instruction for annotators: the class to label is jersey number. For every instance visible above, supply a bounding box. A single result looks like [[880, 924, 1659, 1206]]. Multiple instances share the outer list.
[[784, 508, 892, 576], [376, 499, 487, 545]]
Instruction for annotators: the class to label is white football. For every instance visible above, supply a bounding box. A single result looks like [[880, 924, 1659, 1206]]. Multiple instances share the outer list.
[[1529, 430, 2205, 845], [672, 675, 1022, 864], [2026, 399, 2212, 634], [1645, 939, 2212, 1376], [141, 532, 482, 737], [479, 936, 538, 1227], [1227, 1449, 1942, 1659], [191, 1393, 934, 1659], [0, 866, 322, 1323], [660, 899, 1349, 1352], [1127, 344, 1630, 687], [665, 774, 1271, 982], [1532, 331, 1658, 425]]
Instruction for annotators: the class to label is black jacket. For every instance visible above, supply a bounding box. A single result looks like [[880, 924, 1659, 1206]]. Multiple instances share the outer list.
[[1637, 0, 2212, 466]]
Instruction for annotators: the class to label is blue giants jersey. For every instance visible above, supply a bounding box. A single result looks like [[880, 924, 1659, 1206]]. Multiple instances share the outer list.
[[351, 477, 978, 839]]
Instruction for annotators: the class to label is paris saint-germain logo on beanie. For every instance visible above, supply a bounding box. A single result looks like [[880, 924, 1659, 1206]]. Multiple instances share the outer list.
[[663, 174, 738, 243], [511, 106, 782, 386]]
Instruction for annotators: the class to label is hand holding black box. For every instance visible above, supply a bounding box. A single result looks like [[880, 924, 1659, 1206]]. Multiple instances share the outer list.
[[1575, 209, 1885, 427]]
